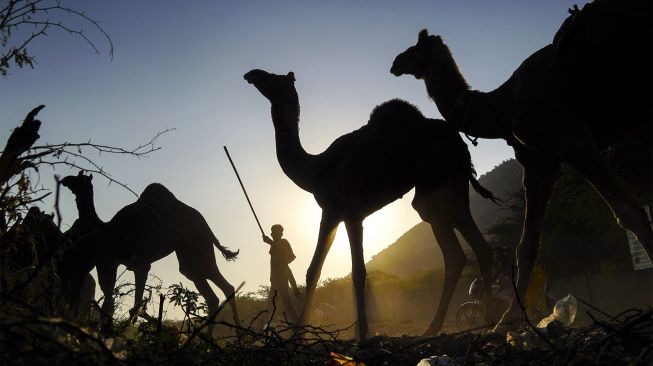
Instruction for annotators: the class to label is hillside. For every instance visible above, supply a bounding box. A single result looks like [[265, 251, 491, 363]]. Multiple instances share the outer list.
[[366, 159, 522, 277]]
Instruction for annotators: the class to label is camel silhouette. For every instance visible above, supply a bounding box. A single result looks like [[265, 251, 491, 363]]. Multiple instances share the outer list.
[[244, 69, 498, 338], [391, 0, 652, 331], [6, 203, 96, 321], [60, 171, 241, 333], [60, 172, 102, 317], [7, 207, 61, 272]]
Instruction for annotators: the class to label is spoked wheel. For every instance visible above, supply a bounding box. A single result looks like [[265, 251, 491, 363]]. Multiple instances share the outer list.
[[455, 302, 485, 332]]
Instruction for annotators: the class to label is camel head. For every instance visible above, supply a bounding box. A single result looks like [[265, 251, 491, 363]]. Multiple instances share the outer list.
[[24, 206, 56, 228], [22, 206, 61, 250], [244, 69, 296, 102], [391, 29, 447, 79], [61, 170, 94, 198]]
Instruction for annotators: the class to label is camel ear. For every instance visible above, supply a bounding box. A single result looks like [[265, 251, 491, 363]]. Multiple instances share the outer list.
[[418, 29, 429, 43], [78, 170, 84, 176], [287, 72, 295, 82], [433, 35, 443, 44]]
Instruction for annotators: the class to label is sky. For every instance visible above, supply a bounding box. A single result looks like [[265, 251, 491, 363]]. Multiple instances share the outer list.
[[1, 0, 584, 318]]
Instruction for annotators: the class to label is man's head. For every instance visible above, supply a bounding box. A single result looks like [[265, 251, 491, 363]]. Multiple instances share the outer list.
[[271, 224, 284, 240]]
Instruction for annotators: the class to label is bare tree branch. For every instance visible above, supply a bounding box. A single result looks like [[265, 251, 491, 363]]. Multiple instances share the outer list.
[[1, 0, 113, 75], [0, 106, 173, 228]]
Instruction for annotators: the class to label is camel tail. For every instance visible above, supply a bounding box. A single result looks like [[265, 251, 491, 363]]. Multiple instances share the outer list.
[[212, 233, 239, 261], [457, 132, 501, 205], [469, 176, 501, 204]]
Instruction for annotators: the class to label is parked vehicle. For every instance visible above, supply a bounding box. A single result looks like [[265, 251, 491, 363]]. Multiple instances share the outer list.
[[455, 277, 512, 332]]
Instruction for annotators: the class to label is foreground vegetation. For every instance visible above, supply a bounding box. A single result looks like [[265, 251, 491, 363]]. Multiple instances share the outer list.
[[2, 282, 651, 365]]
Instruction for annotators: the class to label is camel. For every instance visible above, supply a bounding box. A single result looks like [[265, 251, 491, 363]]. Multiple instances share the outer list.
[[4, 207, 62, 307], [391, 0, 652, 331], [7, 207, 61, 272], [60, 172, 102, 317], [244, 69, 499, 339], [5, 205, 96, 321], [60, 171, 241, 333]]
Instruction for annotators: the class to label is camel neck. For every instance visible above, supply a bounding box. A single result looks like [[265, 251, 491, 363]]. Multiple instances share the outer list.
[[424, 54, 512, 139], [424, 56, 470, 121], [75, 194, 100, 223], [270, 98, 317, 192], [460, 84, 513, 139]]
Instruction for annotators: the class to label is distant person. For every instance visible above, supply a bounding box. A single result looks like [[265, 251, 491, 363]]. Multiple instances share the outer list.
[[263, 224, 299, 322]]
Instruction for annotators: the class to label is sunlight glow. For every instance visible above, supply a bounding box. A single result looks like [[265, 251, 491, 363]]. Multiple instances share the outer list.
[[303, 190, 422, 280]]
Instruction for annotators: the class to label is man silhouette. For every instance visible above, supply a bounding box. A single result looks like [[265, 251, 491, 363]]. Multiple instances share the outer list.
[[263, 224, 299, 322]]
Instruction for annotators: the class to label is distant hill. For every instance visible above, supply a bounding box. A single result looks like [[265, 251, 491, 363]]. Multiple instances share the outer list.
[[366, 159, 523, 278], [467, 159, 523, 232]]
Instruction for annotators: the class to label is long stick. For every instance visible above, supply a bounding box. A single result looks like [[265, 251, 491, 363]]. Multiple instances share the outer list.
[[223, 146, 265, 235]]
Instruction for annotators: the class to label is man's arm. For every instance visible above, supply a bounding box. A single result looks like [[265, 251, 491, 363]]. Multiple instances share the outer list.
[[262, 235, 272, 245]]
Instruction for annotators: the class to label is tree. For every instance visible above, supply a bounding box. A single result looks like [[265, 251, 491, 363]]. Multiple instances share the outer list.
[[484, 165, 633, 280], [484, 189, 524, 251], [541, 165, 632, 278], [0, 2, 173, 328], [0, 105, 171, 308], [1, 0, 113, 76], [0, 106, 171, 230]]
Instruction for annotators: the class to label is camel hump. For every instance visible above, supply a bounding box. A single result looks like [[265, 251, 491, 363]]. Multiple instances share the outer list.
[[554, 0, 651, 52], [138, 183, 179, 213], [140, 183, 176, 202], [367, 99, 424, 126]]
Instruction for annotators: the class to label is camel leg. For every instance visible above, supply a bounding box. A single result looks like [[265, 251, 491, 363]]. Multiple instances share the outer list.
[[61, 273, 85, 317], [494, 150, 560, 332], [77, 274, 96, 323], [344, 218, 368, 340], [207, 266, 241, 326], [413, 188, 467, 336], [190, 277, 220, 336], [96, 262, 118, 334], [298, 212, 339, 329], [130, 264, 151, 322], [426, 222, 466, 335], [559, 136, 653, 257], [452, 198, 495, 320]]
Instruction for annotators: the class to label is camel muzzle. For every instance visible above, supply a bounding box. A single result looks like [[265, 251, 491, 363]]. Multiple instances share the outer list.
[[390, 63, 402, 76]]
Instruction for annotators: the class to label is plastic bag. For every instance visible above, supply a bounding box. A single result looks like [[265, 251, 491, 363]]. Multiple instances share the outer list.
[[416, 355, 455, 366], [537, 293, 577, 328]]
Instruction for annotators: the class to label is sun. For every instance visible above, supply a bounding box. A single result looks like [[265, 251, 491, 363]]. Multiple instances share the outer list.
[[299, 192, 421, 278]]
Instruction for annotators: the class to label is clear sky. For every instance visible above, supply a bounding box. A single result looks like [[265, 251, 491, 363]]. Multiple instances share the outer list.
[[1, 0, 583, 317]]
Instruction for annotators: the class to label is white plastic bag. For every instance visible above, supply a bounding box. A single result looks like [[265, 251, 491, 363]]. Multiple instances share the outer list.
[[537, 293, 577, 328], [416, 355, 455, 366]]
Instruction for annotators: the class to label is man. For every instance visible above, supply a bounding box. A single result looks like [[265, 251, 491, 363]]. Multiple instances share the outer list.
[[263, 224, 299, 322]]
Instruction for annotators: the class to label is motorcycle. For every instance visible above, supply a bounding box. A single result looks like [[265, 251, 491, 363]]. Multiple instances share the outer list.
[[455, 276, 512, 332]]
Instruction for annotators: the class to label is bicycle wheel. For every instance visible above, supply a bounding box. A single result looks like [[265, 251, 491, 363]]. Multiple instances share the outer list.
[[455, 302, 485, 332]]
